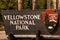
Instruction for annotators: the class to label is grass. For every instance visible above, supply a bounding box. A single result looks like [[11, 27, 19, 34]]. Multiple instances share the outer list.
[[0, 25, 4, 31], [0, 22, 4, 31]]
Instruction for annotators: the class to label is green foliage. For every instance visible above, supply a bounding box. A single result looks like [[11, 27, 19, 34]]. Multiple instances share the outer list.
[[23, 0, 47, 9], [0, 0, 17, 10], [37, 0, 47, 9], [0, 0, 47, 10], [23, 0, 32, 9], [0, 25, 4, 31]]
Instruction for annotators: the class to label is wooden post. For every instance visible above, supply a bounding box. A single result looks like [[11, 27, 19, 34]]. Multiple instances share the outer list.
[[32, 0, 36, 10], [47, 0, 51, 9], [36, 30, 40, 40], [8, 34, 16, 40], [18, 0, 22, 10]]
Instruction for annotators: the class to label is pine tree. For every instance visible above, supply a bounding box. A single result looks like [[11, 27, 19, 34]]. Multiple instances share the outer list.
[[0, 0, 17, 10]]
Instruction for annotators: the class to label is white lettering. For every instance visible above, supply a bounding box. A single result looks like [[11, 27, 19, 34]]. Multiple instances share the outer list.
[[4, 15, 40, 20], [4, 15, 7, 20], [16, 25, 29, 30], [10, 20, 35, 25]]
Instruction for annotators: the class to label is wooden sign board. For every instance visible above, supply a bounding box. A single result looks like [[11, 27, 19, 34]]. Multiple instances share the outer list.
[[1, 10, 60, 37]]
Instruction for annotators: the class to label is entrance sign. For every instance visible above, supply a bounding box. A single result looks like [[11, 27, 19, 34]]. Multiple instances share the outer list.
[[1, 10, 60, 36]]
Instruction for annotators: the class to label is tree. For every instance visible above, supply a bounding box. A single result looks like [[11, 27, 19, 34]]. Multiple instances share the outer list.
[[23, 0, 32, 9], [0, 0, 17, 10], [37, 0, 47, 9]]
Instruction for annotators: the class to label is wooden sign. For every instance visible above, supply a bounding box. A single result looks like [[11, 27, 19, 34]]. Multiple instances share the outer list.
[[1, 10, 60, 38]]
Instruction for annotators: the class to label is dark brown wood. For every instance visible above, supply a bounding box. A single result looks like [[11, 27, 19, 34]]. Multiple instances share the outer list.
[[8, 34, 16, 40], [36, 30, 40, 40], [1, 10, 60, 40]]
